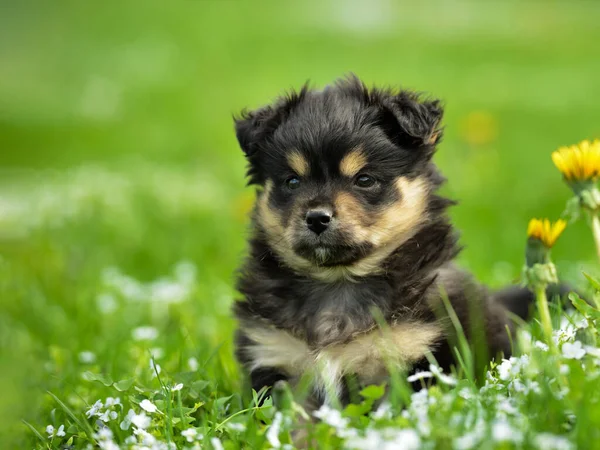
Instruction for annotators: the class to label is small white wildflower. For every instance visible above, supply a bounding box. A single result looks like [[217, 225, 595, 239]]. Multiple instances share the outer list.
[[171, 383, 184, 392], [124, 435, 137, 444], [56, 425, 65, 437], [132, 326, 159, 341], [492, 420, 523, 443], [562, 341, 586, 360], [86, 400, 104, 418], [133, 427, 156, 445], [140, 399, 158, 413], [345, 428, 382, 449], [534, 341, 549, 352], [496, 359, 513, 381], [266, 411, 283, 448], [181, 428, 198, 443], [313, 404, 348, 430], [534, 433, 574, 450], [407, 371, 433, 383], [188, 357, 199, 371], [105, 397, 121, 407], [120, 409, 135, 430], [99, 409, 118, 422], [372, 402, 392, 420], [211, 437, 224, 450], [131, 412, 151, 429], [227, 422, 246, 432], [94, 427, 114, 441], [430, 364, 457, 386], [79, 351, 97, 364], [46, 425, 64, 439], [575, 318, 589, 330], [149, 359, 162, 377], [387, 428, 420, 450]]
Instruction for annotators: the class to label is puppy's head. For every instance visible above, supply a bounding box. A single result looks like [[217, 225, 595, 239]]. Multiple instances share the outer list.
[[235, 76, 444, 280]]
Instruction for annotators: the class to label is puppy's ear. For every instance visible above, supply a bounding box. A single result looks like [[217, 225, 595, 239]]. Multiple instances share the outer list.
[[376, 90, 444, 153], [234, 85, 309, 185]]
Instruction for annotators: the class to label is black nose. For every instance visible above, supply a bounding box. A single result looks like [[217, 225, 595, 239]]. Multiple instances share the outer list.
[[305, 210, 331, 235]]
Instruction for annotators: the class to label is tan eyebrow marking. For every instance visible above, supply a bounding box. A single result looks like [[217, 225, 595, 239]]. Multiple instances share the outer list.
[[340, 147, 367, 178], [287, 151, 309, 176]]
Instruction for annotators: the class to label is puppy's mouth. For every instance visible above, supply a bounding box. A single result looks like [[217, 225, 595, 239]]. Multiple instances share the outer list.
[[293, 241, 372, 267]]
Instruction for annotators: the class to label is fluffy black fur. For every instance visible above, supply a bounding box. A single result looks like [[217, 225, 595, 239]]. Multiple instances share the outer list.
[[232, 75, 535, 406]]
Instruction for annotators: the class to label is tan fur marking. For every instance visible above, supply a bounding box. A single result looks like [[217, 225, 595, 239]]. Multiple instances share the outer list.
[[340, 147, 368, 178], [334, 192, 371, 241], [243, 321, 443, 398], [287, 151, 309, 176], [256, 180, 316, 273], [346, 176, 429, 277]]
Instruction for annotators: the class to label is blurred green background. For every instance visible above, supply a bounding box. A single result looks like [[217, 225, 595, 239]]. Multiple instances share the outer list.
[[1, 0, 599, 446]]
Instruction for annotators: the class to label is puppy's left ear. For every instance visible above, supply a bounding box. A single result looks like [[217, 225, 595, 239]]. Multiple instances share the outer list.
[[376, 90, 444, 153]]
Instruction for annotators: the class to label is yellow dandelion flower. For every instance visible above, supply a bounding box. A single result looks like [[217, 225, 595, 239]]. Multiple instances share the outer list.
[[527, 218, 567, 248], [552, 139, 600, 182]]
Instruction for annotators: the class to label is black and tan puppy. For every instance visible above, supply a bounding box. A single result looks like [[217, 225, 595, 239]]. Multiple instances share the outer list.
[[233, 75, 531, 407]]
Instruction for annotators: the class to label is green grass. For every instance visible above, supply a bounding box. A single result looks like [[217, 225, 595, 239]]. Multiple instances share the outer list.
[[1, 1, 600, 448]]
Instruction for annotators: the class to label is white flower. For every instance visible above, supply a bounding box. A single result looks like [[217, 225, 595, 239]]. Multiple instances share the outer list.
[[266, 411, 283, 448], [120, 409, 135, 430], [86, 400, 104, 418], [181, 428, 198, 443], [46, 424, 65, 438], [492, 420, 523, 443], [140, 399, 158, 413], [105, 397, 121, 407], [562, 341, 586, 360], [407, 371, 433, 383], [385, 428, 420, 450], [131, 411, 151, 429], [99, 409, 118, 422], [313, 404, 348, 430], [534, 433, 574, 450], [430, 364, 457, 386], [227, 422, 246, 432], [534, 341, 549, 352], [496, 359, 514, 381], [150, 359, 162, 377], [132, 326, 159, 341], [372, 402, 392, 420], [94, 427, 114, 441], [211, 437, 224, 450], [79, 351, 97, 364], [134, 427, 157, 446], [188, 357, 199, 371], [171, 383, 184, 392]]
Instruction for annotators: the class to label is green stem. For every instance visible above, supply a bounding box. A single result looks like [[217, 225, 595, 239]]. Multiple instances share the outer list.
[[535, 285, 553, 343], [591, 214, 600, 264]]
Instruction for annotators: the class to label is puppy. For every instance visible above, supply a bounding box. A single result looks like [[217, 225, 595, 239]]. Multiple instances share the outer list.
[[232, 75, 531, 407]]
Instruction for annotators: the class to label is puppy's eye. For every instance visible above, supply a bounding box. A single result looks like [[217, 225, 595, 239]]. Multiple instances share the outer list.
[[355, 174, 376, 188], [286, 176, 301, 190]]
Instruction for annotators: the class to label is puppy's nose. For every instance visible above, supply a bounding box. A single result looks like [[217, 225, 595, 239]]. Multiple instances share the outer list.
[[305, 210, 331, 235]]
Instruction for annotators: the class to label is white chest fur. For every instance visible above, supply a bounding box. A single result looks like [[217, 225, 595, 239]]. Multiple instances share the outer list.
[[243, 321, 443, 401]]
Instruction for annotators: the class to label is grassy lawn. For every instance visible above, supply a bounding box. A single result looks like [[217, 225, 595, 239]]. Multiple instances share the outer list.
[[1, 1, 600, 448]]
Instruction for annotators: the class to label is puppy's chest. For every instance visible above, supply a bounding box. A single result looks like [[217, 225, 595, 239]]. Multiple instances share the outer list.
[[242, 281, 443, 394]]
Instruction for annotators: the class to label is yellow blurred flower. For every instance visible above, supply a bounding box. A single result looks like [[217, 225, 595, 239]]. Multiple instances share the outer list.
[[552, 139, 600, 182], [527, 218, 567, 249], [460, 110, 498, 146]]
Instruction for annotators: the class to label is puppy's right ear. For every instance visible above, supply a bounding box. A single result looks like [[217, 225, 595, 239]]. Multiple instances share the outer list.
[[234, 85, 309, 185]]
